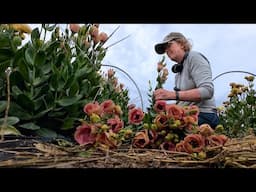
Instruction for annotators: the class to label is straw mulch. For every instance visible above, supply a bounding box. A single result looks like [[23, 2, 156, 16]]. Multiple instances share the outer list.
[[0, 135, 256, 168]]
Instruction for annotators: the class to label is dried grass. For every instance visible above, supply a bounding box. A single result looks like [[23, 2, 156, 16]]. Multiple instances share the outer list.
[[1, 135, 256, 168]]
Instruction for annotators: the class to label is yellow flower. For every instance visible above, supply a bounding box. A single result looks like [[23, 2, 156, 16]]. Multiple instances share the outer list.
[[101, 124, 109, 131], [197, 151, 207, 159], [245, 76, 254, 82], [9, 24, 32, 34], [143, 123, 149, 129], [215, 124, 224, 133], [216, 106, 225, 112]]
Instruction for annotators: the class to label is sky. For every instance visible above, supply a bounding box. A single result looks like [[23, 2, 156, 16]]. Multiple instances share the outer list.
[[30, 24, 256, 111]]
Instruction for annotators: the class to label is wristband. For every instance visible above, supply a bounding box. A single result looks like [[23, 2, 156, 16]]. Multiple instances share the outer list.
[[175, 91, 180, 101]]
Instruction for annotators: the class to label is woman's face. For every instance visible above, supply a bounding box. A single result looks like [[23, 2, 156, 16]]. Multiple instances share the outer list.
[[165, 40, 185, 63]]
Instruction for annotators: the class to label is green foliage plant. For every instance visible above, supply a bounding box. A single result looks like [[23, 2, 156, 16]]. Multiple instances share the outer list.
[[218, 76, 256, 137], [0, 24, 129, 139]]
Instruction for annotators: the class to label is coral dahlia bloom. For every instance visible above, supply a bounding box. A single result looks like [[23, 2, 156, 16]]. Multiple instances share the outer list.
[[128, 108, 144, 125], [198, 124, 214, 137], [107, 116, 124, 133], [132, 130, 150, 148], [154, 114, 168, 129], [166, 104, 184, 120], [183, 134, 205, 153], [175, 141, 186, 152], [100, 100, 115, 115], [99, 32, 108, 42], [74, 124, 96, 145], [160, 141, 176, 151], [83, 102, 102, 116], [153, 100, 167, 113], [184, 105, 199, 116], [96, 131, 119, 149], [206, 134, 228, 147], [128, 104, 136, 110], [69, 24, 80, 33]]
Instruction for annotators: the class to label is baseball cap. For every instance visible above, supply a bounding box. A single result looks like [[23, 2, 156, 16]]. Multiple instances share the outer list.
[[154, 32, 186, 54]]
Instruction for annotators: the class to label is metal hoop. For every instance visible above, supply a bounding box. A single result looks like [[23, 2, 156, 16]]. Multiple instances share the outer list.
[[102, 64, 144, 110], [212, 70, 256, 81]]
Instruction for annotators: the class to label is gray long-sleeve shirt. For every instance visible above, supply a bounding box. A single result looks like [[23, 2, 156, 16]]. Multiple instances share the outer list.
[[174, 51, 217, 113]]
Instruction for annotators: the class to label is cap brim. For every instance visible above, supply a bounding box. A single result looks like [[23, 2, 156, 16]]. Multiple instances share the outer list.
[[154, 42, 168, 54]]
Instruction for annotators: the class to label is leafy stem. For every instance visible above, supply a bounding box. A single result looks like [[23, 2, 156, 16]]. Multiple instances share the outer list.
[[1, 67, 12, 141]]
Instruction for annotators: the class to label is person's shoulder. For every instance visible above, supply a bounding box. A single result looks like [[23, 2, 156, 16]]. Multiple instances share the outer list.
[[189, 50, 201, 57], [187, 51, 200, 61], [189, 51, 209, 63]]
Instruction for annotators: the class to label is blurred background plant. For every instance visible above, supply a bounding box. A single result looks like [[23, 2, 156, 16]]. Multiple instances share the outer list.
[[217, 76, 256, 137], [144, 56, 168, 128], [0, 24, 130, 139]]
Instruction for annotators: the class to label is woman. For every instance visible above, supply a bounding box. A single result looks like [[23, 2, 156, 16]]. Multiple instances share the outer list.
[[153, 32, 219, 128]]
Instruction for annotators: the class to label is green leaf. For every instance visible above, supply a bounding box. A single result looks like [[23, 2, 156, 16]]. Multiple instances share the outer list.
[[9, 103, 32, 120], [0, 48, 14, 62], [48, 110, 66, 117], [0, 125, 21, 136], [31, 28, 40, 46], [10, 71, 26, 92], [43, 24, 57, 32], [11, 85, 23, 96], [64, 74, 75, 88], [78, 151, 92, 158], [19, 122, 40, 130], [0, 116, 20, 125], [35, 128, 57, 138], [0, 101, 7, 113], [33, 74, 50, 87], [25, 47, 34, 66], [40, 62, 51, 75], [0, 32, 11, 49], [69, 81, 79, 96], [34, 50, 46, 67], [33, 86, 47, 100], [11, 46, 24, 68], [57, 77, 65, 91], [33, 107, 53, 119], [49, 74, 58, 91], [17, 94, 35, 112], [56, 95, 83, 107], [42, 40, 59, 53], [61, 118, 76, 130], [246, 95, 256, 105], [75, 65, 92, 79], [16, 59, 30, 82], [80, 79, 91, 95], [0, 60, 11, 77]]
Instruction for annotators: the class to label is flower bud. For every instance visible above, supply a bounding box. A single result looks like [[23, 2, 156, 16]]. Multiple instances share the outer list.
[[90, 113, 101, 123]]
